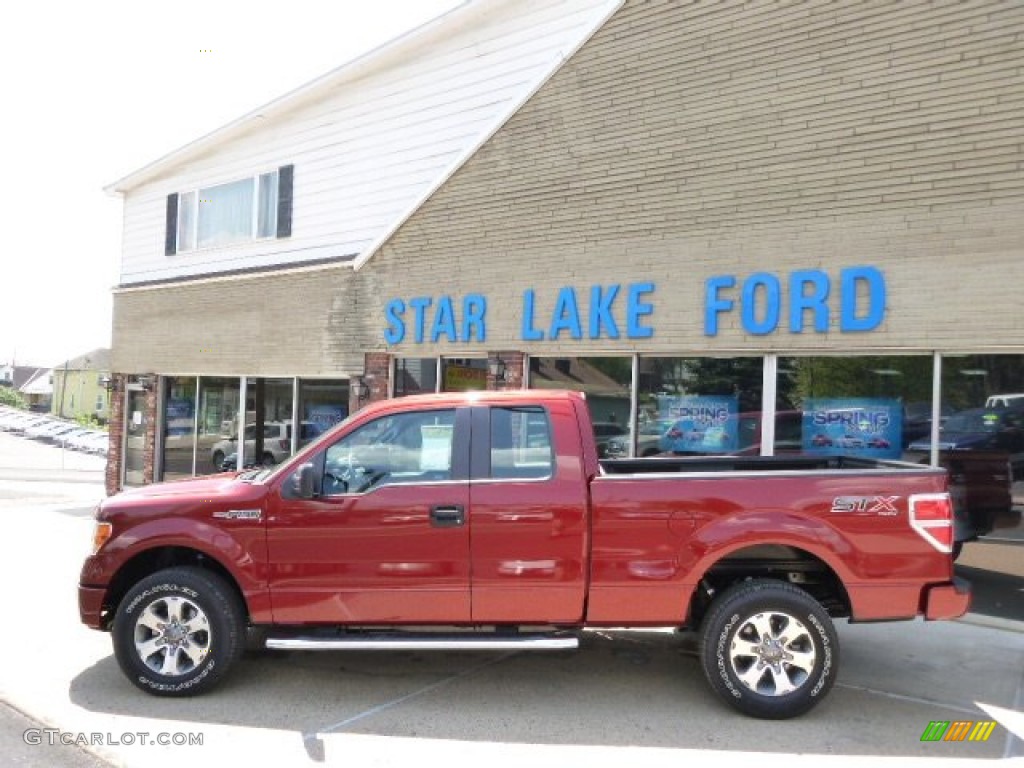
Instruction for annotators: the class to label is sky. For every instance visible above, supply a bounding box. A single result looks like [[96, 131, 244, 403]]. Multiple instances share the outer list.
[[0, 0, 463, 368]]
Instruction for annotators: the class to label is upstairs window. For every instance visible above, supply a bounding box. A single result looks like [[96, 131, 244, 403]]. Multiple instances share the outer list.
[[165, 165, 293, 255]]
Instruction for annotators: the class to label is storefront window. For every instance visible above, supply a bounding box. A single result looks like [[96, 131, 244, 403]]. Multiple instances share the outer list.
[[162, 377, 197, 481], [530, 357, 631, 458], [394, 358, 438, 397], [637, 357, 764, 458], [940, 354, 1024, 530], [441, 358, 488, 392], [778, 356, 931, 458], [298, 379, 349, 445], [196, 377, 241, 475]]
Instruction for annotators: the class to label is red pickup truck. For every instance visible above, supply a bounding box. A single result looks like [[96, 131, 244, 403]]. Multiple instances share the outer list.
[[79, 390, 969, 719]]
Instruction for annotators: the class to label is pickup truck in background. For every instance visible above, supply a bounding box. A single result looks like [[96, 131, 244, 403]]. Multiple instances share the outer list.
[[79, 390, 969, 719]]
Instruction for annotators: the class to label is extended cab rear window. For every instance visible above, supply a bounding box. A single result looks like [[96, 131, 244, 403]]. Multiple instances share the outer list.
[[490, 407, 554, 480]]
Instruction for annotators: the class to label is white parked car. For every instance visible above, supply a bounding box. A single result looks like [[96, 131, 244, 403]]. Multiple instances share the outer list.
[[210, 421, 324, 469], [67, 431, 108, 452], [1, 413, 51, 432], [26, 421, 80, 441]]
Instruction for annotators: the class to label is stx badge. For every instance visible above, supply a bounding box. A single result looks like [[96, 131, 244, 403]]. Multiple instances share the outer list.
[[830, 496, 900, 516]]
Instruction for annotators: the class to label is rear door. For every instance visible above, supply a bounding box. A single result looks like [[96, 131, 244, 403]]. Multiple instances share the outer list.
[[468, 400, 589, 623]]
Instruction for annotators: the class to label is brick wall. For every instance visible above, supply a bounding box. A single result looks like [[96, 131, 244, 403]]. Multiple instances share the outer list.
[[105, 375, 125, 496], [488, 351, 526, 390]]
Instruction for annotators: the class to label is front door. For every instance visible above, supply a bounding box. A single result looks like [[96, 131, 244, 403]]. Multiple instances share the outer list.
[[266, 407, 471, 624], [123, 388, 149, 486]]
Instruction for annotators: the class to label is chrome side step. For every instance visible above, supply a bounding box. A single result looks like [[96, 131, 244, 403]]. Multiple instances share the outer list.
[[265, 633, 579, 652]]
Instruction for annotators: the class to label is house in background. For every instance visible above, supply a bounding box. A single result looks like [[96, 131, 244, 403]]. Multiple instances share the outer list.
[[19, 368, 53, 411], [52, 348, 111, 423], [1, 363, 53, 411]]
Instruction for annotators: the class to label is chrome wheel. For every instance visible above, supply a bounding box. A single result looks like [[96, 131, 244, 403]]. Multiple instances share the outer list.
[[728, 610, 817, 696], [133, 595, 211, 677]]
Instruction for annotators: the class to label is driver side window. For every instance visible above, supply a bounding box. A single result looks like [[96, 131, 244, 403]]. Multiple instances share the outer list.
[[322, 409, 456, 496]]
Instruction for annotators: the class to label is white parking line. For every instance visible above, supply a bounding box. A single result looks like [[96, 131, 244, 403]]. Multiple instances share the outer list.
[[308, 651, 517, 736], [835, 683, 985, 717]]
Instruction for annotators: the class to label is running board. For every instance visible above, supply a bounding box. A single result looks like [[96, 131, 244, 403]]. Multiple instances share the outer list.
[[265, 633, 578, 652]]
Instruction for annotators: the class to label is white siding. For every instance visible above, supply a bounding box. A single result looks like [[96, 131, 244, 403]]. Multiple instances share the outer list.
[[118, 0, 618, 285]]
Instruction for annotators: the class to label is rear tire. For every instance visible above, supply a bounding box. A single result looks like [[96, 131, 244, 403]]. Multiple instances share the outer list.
[[112, 567, 245, 696], [699, 579, 838, 719]]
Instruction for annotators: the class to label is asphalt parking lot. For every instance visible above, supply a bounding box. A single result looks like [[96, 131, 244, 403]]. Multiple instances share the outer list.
[[0, 431, 1021, 767]]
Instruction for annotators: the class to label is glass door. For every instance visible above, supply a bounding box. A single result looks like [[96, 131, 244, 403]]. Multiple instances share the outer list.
[[123, 388, 149, 486]]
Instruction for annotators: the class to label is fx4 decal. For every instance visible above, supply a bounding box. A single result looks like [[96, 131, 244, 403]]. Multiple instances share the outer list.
[[831, 496, 900, 516]]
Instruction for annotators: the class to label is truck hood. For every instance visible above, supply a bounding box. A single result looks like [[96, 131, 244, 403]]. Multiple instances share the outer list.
[[114, 473, 252, 499], [101, 473, 269, 518]]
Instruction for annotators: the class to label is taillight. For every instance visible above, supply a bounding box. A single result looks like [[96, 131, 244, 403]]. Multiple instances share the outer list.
[[667, 427, 682, 439], [909, 493, 953, 553], [279, 439, 289, 450]]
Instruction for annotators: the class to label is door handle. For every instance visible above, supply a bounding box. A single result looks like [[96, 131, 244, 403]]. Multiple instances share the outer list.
[[430, 505, 465, 527]]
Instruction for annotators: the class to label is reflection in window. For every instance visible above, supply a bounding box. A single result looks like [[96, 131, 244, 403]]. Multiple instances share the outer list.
[[490, 407, 554, 480], [637, 357, 763, 457], [394, 358, 438, 397], [299, 379, 349, 444], [197, 377, 241, 475], [162, 377, 196, 480], [322, 409, 455, 495], [779, 356, 931, 457], [530, 357, 630, 457]]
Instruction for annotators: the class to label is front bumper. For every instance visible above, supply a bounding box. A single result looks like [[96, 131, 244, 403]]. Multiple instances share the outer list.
[[79, 585, 107, 629], [924, 577, 971, 620]]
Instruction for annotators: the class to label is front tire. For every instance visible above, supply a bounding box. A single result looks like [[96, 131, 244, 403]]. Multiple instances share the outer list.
[[112, 567, 245, 696], [699, 579, 838, 719]]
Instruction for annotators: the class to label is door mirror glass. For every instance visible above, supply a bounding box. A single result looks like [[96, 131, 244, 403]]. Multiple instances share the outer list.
[[294, 463, 316, 499]]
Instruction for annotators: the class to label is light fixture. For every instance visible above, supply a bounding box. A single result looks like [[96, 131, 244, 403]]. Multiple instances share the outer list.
[[488, 358, 507, 382], [352, 377, 371, 400], [135, 375, 154, 391], [100, 375, 121, 393]]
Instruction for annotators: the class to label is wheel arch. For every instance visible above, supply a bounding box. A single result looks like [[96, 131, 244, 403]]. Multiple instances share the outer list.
[[686, 542, 852, 628], [100, 546, 249, 630]]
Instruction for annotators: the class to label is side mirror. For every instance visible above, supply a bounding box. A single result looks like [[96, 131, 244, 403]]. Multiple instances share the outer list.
[[294, 463, 316, 499]]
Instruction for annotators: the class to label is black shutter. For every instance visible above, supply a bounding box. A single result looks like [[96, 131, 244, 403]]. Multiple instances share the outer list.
[[165, 193, 178, 255], [276, 164, 293, 238]]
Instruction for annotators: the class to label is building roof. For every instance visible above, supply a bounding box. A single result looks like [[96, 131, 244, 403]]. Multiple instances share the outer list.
[[55, 348, 111, 372], [6, 365, 47, 390], [19, 368, 53, 396], [107, 0, 623, 277]]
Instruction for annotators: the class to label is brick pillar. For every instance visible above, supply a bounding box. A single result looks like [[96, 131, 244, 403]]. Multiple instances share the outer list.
[[349, 352, 392, 414], [105, 374, 126, 496], [142, 379, 159, 484], [487, 351, 526, 390]]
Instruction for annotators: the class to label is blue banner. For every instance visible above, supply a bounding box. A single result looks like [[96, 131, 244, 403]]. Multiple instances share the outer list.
[[802, 398, 902, 459], [165, 398, 195, 437], [305, 404, 347, 432], [657, 395, 740, 454]]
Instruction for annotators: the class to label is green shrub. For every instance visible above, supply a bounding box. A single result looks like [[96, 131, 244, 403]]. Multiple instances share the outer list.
[[0, 386, 26, 409]]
